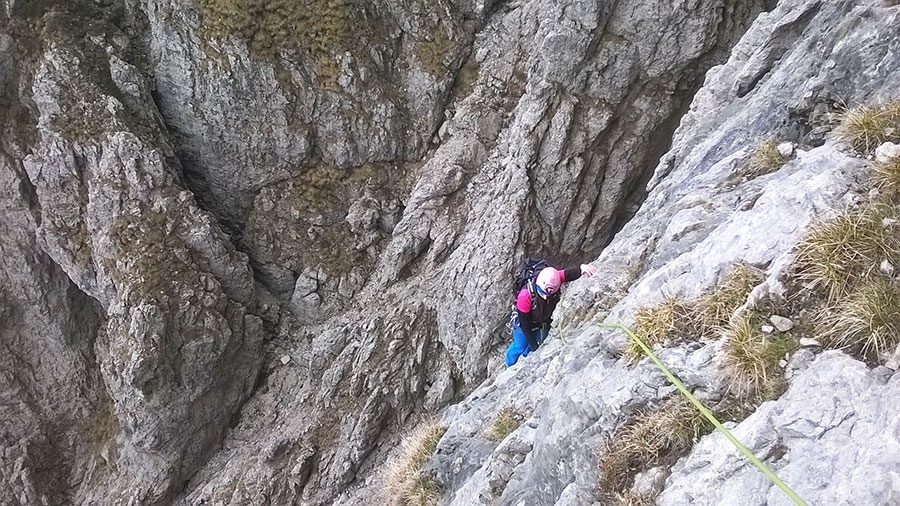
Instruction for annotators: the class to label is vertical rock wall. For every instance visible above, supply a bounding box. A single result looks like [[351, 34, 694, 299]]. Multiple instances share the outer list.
[[0, 0, 772, 504], [2, 3, 264, 503]]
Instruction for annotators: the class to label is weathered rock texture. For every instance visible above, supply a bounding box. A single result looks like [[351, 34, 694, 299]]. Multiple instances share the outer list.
[[425, 1, 900, 505], [3, 3, 266, 502], [430, 140, 870, 505], [659, 351, 900, 506], [2, 0, 899, 504]]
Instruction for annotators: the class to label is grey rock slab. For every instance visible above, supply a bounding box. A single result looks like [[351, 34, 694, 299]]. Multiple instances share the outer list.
[[608, 143, 865, 323], [658, 352, 900, 506], [769, 315, 794, 332], [434, 333, 724, 506], [875, 142, 900, 163]]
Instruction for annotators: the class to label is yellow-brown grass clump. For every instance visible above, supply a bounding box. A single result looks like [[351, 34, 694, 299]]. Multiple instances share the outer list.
[[486, 407, 524, 442], [598, 398, 710, 501], [627, 263, 765, 363], [383, 421, 447, 506], [746, 138, 787, 178], [628, 297, 695, 363], [721, 311, 795, 400], [835, 100, 900, 154], [816, 276, 900, 364], [611, 490, 657, 506], [873, 156, 900, 196], [795, 202, 900, 302], [791, 103, 900, 366], [695, 263, 766, 333]]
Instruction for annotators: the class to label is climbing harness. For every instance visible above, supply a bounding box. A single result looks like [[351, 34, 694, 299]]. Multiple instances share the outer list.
[[508, 310, 549, 347], [600, 323, 808, 506]]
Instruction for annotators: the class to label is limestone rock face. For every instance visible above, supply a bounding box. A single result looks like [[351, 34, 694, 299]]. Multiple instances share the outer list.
[[3, 0, 899, 505], [0, 152, 111, 506], [2, 8, 265, 502], [430, 138, 869, 505], [658, 351, 900, 506], [422, 0, 900, 505]]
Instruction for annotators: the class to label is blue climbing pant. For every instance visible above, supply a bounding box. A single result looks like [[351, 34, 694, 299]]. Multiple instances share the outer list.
[[505, 318, 548, 366]]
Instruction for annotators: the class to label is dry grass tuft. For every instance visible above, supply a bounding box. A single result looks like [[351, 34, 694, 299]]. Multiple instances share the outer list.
[[486, 407, 523, 442], [598, 398, 710, 499], [789, 121, 900, 365], [626, 263, 765, 363], [384, 421, 447, 506], [721, 312, 795, 400], [795, 202, 900, 302], [873, 156, 900, 196], [613, 490, 657, 506], [629, 297, 695, 362], [816, 277, 900, 364], [746, 138, 787, 178], [835, 100, 900, 154], [696, 263, 766, 333]]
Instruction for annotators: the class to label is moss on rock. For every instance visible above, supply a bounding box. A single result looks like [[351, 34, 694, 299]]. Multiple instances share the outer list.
[[196, 0, 360, 87]]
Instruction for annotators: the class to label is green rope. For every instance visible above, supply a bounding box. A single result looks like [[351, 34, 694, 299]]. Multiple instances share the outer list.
[[599, 323, 807, 506], [556, 322, 570, 346]]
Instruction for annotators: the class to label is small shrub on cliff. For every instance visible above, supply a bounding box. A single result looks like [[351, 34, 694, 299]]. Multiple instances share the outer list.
[[835, 100, 900, 154], [486, 407, 523, 442], [384, 421, 446, 506]]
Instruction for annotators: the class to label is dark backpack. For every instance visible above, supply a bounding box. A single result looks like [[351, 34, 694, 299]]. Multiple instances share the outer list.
[[514, 257, 549, 295]]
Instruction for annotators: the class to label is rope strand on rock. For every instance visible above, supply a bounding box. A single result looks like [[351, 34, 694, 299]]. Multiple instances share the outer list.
[[600, 322, 808, 506]]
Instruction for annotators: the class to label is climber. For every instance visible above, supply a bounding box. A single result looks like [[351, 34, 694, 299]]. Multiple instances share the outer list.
[[505, 260, 597, 366]]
